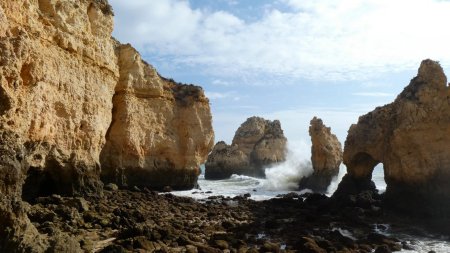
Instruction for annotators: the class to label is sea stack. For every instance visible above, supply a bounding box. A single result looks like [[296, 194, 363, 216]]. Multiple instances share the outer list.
[[299, 117, 342, 193], [335, 59, 450, 217], [205, 117, 287, 179]]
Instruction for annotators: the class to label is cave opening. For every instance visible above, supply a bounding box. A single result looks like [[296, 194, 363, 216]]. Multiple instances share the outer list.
[[345, 152, 387, 193], [21, 167, 57, 203], [372, 164, 387, 193]]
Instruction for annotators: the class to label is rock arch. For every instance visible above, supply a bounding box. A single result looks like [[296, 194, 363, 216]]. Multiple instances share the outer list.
[[346, 152, 380, 179], [334, 60, 450, 217]]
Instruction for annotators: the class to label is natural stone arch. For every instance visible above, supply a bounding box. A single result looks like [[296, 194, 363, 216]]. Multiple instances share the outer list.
[[346, 152, 380, 180], [334, 60, 450, 217]]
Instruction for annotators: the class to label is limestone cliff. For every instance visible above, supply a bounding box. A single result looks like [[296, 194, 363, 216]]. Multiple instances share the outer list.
[[0, 0, 213, 197], [0, 0, 214, 250], [299, 117, 342, 193], [0, 0, 117, 199], [100, 45, 214, 190], [205, 117, 286, 179], [335, 59, 450, 216]]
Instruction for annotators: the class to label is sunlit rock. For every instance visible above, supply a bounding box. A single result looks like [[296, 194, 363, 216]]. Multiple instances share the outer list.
[[335, 59, 450, 216], [205, 117, 287, 179], [299, 117, 342, 193]]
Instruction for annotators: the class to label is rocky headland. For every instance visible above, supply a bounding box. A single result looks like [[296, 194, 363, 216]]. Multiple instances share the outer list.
[[0, 0, 213, 195], [299, 117, 343, 193], [1, 0, 450, 252], [335, 59, 450, 218], [0, 0, 213, 250], [205, 117, 287, 180]]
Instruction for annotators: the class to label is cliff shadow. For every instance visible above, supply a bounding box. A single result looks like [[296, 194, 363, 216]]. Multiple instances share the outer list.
[[21, 166, 57, 203]]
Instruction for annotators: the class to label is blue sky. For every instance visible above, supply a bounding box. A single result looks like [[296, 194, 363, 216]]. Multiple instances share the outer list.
[[109, 0, 450, 151]]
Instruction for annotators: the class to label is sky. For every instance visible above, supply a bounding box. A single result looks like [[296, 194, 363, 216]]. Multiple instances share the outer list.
[[109, 0, 450, 151]]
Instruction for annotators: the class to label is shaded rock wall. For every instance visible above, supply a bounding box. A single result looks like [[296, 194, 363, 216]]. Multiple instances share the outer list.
[[299, 117, 342, 193], [335, 60, 450, 216], [205, 117, 286, 179]]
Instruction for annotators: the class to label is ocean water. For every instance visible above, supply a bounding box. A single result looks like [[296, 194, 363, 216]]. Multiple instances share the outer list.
[[171, 147, 449, 252], [173, 164, 385, 200]]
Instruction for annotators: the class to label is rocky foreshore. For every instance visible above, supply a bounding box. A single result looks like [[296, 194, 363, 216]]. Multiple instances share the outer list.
[[17, 187, 449, 253]]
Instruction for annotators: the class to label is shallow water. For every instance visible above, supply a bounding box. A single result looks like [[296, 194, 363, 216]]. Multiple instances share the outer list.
[[174, 164, 387, 200], [171, 165, 450, 252]]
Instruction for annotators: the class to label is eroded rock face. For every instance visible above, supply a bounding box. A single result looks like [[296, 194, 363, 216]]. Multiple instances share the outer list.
[[204, 141, 250, 180], [0, 0, 213, 197], [100, 45, 214, 190], [335, 60, 450, 216], [0, 0, 214, 250], [205, 117, 286, 179], [299, 117, 342, 193], [0, 0, 117, 199], [0, 1, 114, 251]]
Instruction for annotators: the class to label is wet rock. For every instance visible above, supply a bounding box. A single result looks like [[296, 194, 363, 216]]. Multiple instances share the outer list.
[[66, 197, 90, 212], [260, 241, 281, 253], [133, 236, 154, 251], [47, 231, 82, 253], [163, 186, 173, 192], [213, 240, 229, 250], [295, 237, 326, 253], [105, 183, 119, 191], [186, 245, 199, 253], [374, 245, 391, 253], [299, 117, 342, 193], [99, 244, 128, 253], [366, 233, 401, 251]]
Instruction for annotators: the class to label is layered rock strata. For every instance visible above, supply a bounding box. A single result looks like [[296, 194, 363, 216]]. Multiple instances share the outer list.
[[205, 117, 286, 179], [100, 44, 214, 190], [299, 117, 342, 193], [335, 59, 450, 216], [0, 0, 117, 199], [0, 0, 213, 250], [0, 0, 213, 197]]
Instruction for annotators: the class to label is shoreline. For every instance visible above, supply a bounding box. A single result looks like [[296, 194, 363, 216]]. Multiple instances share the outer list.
[[25, 187, 450, 252]]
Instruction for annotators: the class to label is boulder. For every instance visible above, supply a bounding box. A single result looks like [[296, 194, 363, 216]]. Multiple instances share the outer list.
[[0, 198, 49, 252], [205, 117, 287, 179], [299, 117, 342, 192], [335, 59, 450, 216]]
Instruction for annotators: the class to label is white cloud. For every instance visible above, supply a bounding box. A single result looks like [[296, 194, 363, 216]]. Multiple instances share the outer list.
[[352, 92, 394, 97], [212, 79, 233, 86], [110, 0, 450, 82], [205, 91, 241, 101]]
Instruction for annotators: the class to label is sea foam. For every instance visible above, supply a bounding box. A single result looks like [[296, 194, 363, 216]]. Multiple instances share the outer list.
[[263, 141, 314, 191]]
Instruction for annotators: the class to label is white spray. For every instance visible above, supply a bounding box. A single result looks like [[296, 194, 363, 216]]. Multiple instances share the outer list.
[[263, 141, 314, 191], [325, 164, 346, 196]]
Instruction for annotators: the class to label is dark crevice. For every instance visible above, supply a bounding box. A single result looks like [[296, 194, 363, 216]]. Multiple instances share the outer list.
[[22, 167, 57, 203], [0, 85, 12, 115]]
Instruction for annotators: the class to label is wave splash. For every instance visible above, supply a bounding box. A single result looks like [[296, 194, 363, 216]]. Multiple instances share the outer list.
[[263, 141, 314, 191]]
